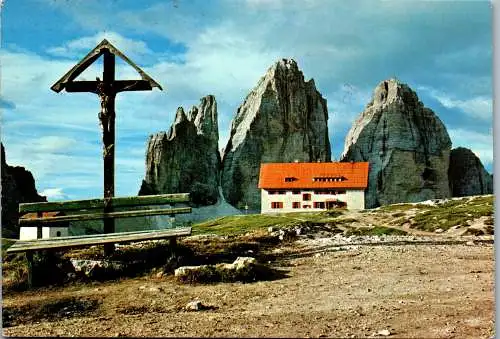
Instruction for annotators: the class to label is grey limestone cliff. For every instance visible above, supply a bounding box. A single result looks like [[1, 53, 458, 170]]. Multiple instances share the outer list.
[[221, 59, 331, 210], [139, 95, 220, 205], [1, 143, 46, 237], [449, 147, 493, 197], [341, 79, 452, 208]]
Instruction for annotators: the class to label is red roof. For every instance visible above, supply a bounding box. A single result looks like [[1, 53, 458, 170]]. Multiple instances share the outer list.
[[21, 211, 65, 219], [258, 162, 369, 189]]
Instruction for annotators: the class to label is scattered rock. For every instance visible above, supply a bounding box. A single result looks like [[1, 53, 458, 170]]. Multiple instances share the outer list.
[[435, 228, 444, 233], [70, 259, 126, 279], [377, 329, 391, 336], [175, 257, 266, 283], [185, 300, 205, 311], [148, 287, 163, 293], [466, 241, 475, 246]]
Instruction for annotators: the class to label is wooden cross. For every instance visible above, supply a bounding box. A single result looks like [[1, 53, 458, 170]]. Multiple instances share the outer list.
[[51, 39, 162, 255]]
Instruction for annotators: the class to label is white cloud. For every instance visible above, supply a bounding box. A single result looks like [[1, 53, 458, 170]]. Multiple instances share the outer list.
[[40, 188, 69, 201], [46, 32, 153, 60], [31, 136, 78, 153], [418, 86, 492, 121]]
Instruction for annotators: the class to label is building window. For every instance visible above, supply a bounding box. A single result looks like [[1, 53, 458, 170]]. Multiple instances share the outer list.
[[303, 193, 311, 201], [278, 191, 286, 195], [314, 202, 325, 209], [313, 176, 347, 182], [303, 205, 311, 209], [284, 177, 297, 182], [292, 190, 301, 195], [337, 190, 346, 195], [271, 202, 283, 209], [292, 202, 300, 209]]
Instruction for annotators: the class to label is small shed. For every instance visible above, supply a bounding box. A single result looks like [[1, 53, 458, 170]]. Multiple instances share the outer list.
[[19, 212, 70, 240]]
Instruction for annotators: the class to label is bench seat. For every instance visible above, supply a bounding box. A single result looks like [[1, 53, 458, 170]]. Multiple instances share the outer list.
[[6, 227, 192, 253]]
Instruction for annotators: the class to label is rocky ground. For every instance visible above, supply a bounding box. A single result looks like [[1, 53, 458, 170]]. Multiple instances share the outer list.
[[2, 196, 495, 338]]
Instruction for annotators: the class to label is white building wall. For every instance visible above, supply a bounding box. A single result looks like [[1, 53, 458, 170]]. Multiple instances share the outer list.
[[19, 226, 70, 240], [19, 227, 38, 240], [261, 189, 362, 213], [346, 190, 365, 210], [42, 227, 69, 238]]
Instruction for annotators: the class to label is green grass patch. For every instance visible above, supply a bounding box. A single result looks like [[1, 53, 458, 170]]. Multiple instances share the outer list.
[[378, 203, 429, 212], [411, 196, 494, 232], [191, 210, 345, 236], [192, 214, 301, 235], [345, 226, 408, 236]]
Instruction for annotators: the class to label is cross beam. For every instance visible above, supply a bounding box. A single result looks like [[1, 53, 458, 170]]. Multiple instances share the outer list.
[[51, 39, 162, 256]]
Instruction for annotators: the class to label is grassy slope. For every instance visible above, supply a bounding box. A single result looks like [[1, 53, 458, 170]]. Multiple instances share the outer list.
[[193, 195, 494, 235]]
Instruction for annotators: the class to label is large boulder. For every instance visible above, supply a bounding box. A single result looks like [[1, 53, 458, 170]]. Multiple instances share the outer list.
[[341, 79, 452, 208], [139, 95, 221, 206], [448, 147, 493, 196], [1, 143, 46, 238], [221, 59, 331, 210]]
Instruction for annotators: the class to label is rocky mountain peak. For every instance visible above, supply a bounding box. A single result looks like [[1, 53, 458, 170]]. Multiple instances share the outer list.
[[193, 94, 218, 143], [139, 95, 221, 206], [368, 78, 420, 108], [449, 147, 493, 196], [221, 59, 331, 209], [341, 79, 451, 208]]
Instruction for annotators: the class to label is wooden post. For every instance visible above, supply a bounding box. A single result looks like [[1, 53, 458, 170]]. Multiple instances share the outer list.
[[100, 50, 116, 256], [26, 251, 33, 288]]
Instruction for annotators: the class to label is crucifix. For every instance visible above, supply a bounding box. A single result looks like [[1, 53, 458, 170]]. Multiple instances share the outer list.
[[51, 39, 163, 255]]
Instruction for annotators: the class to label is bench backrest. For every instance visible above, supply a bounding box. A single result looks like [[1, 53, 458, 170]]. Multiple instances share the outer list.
[[19, 193, 191, 225]]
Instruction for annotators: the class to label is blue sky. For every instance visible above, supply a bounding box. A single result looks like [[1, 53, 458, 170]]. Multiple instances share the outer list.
[[1, 0, 493, 201]]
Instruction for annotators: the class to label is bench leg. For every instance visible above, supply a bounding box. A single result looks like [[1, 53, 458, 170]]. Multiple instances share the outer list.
[[169, 237, 177, 248], [26, 251, 33, 289]]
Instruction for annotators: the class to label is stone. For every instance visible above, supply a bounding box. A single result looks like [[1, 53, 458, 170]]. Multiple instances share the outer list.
[[71, 259, 126, 279], [233, 256, 257, 270], [221, 59, 331, 209], [148, 286, 163, 293], [174, 265, 210, 277], [1, 143, 46, 238], [139, 95, 220, 206], [377, 329, 391, 336], [434, 228, 444, 233], [186, 300, 204, 311], [448, 147, 493, 197], [341, 79, 452, 208]]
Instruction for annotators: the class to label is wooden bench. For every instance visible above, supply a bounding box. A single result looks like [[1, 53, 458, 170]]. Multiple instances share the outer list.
[[7, 193, 193, 287]]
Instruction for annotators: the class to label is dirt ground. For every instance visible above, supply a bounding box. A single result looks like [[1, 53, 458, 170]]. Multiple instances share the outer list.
[[2, 237, 494, 338]]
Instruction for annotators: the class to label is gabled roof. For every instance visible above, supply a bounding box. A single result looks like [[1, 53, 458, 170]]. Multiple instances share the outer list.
[[258, 162, 369, 189], [51, 39, 162, 93]]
